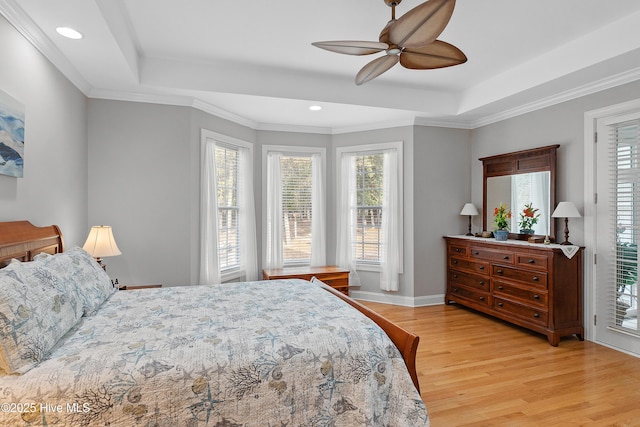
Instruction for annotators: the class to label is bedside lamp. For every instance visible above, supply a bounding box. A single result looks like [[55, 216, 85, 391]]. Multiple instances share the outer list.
[[551, 202, 581, 245], [83, 225, 121, 269], [460, 203, 479, 236]]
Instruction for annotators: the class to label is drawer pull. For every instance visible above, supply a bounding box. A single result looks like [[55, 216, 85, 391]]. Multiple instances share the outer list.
[[479, 266, 485, 270], [453, 260, 458, 264], [497, 285, 503, 290], [503, 256, 510, 260], [532, 276, 539, 282], [533, 313, 540, 318], [474, 251, 479, 255], [453, 274, 458, 278], [456, 248, 461, 252], [497, 302, 503, 307], [533, 294, 540, 300], [479, 296, 485, 301], [479, 281, 485, 285], [496, 269, 503, 274], [453, 288, 458, 292], [528, 259, 535, 264]]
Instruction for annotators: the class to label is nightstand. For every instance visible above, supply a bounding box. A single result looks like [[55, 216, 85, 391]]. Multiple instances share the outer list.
[[118, 284, 162, 290], [262, 266, 349, 296]]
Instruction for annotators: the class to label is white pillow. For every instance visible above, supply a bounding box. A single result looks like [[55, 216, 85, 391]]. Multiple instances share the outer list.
[[34, 247, 115, 316], [0, 260, 84, 374]]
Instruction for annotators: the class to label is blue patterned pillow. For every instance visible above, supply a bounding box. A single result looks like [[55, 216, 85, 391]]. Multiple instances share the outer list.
[[35, 247, 115, 316], [0, 260, 84, 374]]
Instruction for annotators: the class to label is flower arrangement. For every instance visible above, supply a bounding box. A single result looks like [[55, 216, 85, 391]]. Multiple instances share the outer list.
[[493, 202, 511, 230], [518, 203, 540, 231]]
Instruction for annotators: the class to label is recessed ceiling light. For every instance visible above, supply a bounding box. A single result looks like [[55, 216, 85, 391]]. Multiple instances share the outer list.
[[309, 105, 322, 111], [56, 27, 83, 40]]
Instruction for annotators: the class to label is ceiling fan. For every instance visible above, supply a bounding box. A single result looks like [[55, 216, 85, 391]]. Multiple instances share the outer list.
[[312, 0, 466, 85]]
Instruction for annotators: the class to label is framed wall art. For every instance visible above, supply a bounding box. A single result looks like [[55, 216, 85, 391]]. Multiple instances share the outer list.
[[0, 89, 25, 178]]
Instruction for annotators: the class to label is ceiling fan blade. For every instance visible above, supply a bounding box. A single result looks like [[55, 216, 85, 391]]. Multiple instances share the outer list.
[[355, 54, 399, 85], [312, 40, 388, 56], [389, 0, 456, 49], [400, 40, 467, 69]]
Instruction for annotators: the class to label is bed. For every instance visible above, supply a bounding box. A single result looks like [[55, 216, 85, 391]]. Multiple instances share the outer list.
[[0, 221, 428, 426]]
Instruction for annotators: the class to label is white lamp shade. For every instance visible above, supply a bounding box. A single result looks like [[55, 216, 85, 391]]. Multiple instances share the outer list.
[[551, 201, 581, 218], [83, 226, 122, 258], [460, 203, 479, 216]]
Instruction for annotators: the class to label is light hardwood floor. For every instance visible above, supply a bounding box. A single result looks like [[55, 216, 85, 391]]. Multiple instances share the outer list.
[[360, 301, 640, 427]]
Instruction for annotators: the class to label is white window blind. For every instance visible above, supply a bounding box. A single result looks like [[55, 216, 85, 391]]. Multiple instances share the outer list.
[[215, 145, 240, 271], [608, 118, 639, 333], [354, 153, 384, 264], [280, 155, 313, 264]]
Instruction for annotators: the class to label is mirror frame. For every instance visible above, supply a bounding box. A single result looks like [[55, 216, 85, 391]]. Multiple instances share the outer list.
[[480, 145, 559, 241]]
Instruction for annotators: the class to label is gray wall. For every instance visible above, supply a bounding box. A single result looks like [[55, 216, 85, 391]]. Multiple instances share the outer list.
[[413, 126, 472, 299], [87, 100, 258, 287], [0, 16, 88, 246]]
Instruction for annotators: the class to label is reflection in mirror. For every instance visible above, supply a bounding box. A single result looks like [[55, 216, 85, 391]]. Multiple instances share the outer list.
[[486, 171, 551, 235]]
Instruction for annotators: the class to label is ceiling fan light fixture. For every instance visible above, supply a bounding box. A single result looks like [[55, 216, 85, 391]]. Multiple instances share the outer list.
[[312, 0, 465, 85], [309, 105, 322, 111]]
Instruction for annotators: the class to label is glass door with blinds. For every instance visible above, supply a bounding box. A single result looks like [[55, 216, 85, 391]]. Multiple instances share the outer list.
[[595, 111, 640, 354]]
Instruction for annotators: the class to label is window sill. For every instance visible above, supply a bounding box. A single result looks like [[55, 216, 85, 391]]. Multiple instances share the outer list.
[[356, 263, 381, 273], [221, 268, 245, 283]]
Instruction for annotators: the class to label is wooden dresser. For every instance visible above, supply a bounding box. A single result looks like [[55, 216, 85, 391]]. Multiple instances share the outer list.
[[262, 266, 350, 296], [444, 236, 584, 346]]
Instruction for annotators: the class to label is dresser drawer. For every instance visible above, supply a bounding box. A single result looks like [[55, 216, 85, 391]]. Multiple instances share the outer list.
[[515, 253, 548, 270], [448, 285, 490, 307], [319, 277, 348, 289], [449, 257, 489, 274], [493, 280, 547, 307], [470, 246, 514, 264], [494, 297, 548, 326], [449, 269, 489, 291], [448, 244, 468, 257], [492, 265, 547, 288]]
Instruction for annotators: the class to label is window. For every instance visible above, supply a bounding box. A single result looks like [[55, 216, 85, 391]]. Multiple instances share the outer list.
[[610, 119, 639, 332], [280, 155, 313, 263], [336, 142, 403, 291], [354, 153, 384, 264], [200, 130, 257, 284], [263, 146, 326, 268], [215, 145, 240, 271]]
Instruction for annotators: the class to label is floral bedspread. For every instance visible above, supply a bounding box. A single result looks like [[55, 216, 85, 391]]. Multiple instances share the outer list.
[[0, 279, 429, 426]]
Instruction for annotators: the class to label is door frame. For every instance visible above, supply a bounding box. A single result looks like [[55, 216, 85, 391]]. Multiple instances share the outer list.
[[584, 98, 640, 353]]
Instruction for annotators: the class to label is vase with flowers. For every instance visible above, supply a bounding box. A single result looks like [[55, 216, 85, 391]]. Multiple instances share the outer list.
[[518, 203, 540, 234], [493, 202, 511, 241]]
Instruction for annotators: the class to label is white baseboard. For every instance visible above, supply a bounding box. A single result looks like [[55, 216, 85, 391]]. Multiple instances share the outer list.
[[350, 290, 445, 307]]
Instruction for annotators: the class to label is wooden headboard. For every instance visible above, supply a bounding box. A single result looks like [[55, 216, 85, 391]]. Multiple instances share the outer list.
[[0, 221, 64, 268]]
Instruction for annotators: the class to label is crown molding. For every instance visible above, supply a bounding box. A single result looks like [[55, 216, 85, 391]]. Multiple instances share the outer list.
[[89, 89, 260, 129], [0, 0, 91, 95], [255, 122, 332, 135], [331, 117, 417, 134], [413, 116, 474, 130], [469, 66, 640, 129]]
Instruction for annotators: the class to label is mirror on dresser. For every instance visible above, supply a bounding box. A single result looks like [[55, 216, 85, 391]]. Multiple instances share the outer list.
[[480, 145, 559, 240]]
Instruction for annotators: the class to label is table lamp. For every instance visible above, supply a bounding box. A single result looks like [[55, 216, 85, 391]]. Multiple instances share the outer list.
[[460, 203, 479, 236], [551, 202, 581, 245], [82, 225, 121, 269]]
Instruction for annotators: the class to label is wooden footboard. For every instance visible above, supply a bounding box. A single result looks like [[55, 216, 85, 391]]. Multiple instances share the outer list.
[[315, 280, 421, 393]]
